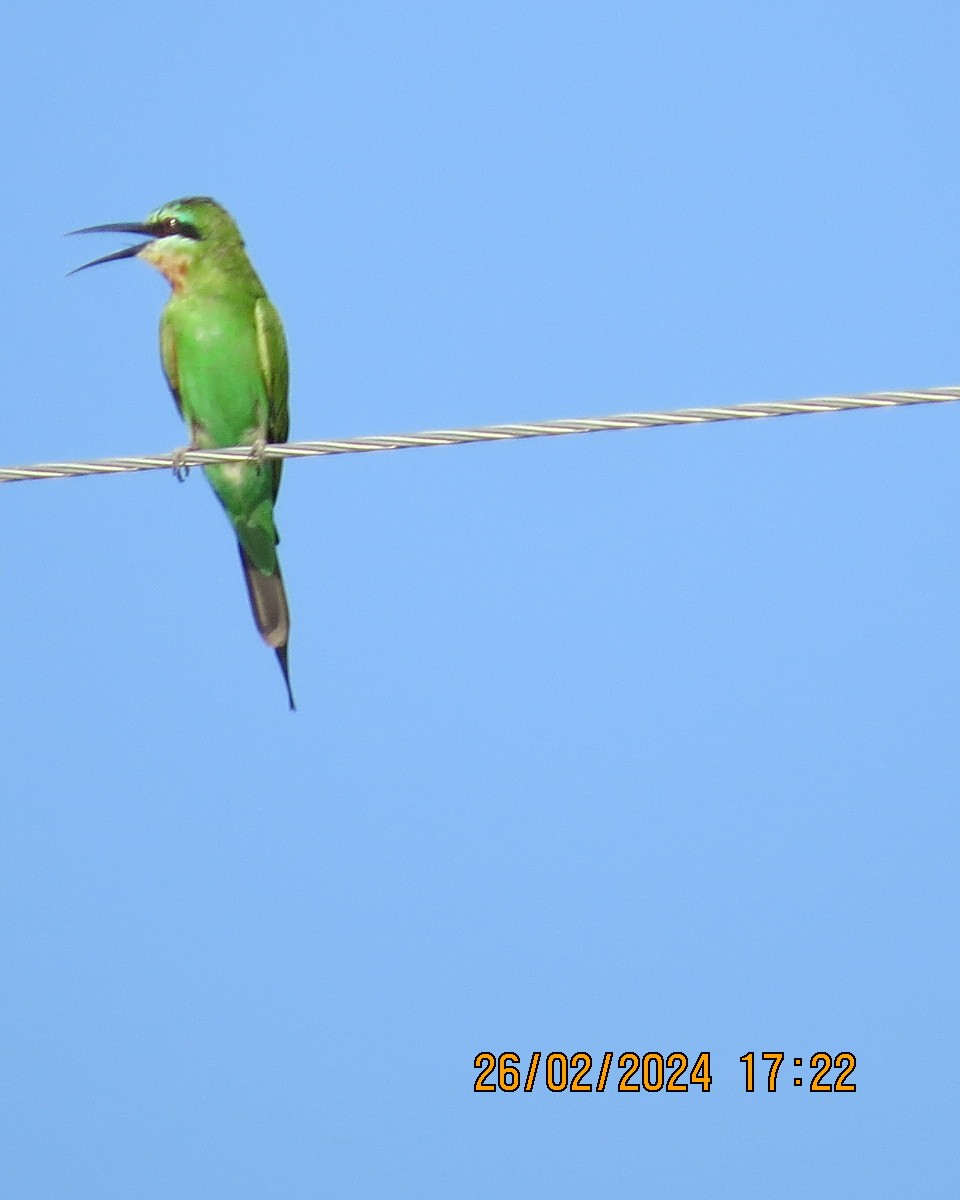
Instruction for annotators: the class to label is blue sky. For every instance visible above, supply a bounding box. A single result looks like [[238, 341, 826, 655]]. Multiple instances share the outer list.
[[1, 1, 957, 1196]]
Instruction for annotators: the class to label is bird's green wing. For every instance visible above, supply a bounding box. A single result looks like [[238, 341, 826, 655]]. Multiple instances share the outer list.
[[159, 308, 185, 420], [254, 298, 289, 500]]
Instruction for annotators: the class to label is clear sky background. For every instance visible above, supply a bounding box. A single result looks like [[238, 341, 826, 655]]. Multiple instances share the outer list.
[[1, 1, 957, 1196]]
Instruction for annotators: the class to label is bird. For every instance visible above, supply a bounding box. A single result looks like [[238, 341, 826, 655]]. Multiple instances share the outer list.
[[70, 197, 296, 710]]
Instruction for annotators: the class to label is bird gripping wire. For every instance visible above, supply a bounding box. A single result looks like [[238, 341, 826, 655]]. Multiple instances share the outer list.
[[1, 385, 958, 485]]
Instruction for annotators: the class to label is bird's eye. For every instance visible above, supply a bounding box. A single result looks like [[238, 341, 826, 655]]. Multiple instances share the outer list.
[[157, 215, 201, 239], [153, 214, 200, 239]]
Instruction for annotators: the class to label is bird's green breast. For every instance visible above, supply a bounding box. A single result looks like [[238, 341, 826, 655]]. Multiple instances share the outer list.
[[163, 293, 269, 448]]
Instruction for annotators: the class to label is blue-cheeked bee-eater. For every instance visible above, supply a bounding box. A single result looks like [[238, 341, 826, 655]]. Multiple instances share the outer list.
[[71, 197, 296, 709]]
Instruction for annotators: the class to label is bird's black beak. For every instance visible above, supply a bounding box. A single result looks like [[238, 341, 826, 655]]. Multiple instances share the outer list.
[[67, 222, 158, 275]]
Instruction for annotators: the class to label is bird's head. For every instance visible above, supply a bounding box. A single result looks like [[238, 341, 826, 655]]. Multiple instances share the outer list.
[[69, 197, 245, 290]]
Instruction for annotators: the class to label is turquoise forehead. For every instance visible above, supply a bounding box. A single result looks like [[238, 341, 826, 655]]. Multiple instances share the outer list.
[[147, 197, 202, 221], [145, 196, 236, 235]]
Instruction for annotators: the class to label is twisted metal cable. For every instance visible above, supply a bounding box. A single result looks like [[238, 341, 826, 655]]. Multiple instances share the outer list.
[[2, 386, 958, 485]]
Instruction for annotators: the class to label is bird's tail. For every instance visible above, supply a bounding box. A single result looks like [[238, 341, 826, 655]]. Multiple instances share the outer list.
[[237, 542, 296, 710]]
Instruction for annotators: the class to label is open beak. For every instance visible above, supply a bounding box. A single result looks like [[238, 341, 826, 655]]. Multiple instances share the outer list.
[[67, 222, 157, 275]]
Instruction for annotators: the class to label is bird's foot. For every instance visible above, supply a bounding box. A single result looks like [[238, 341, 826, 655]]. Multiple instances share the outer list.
[[248, 437, 268, 470], [170, 445, 195, 482]]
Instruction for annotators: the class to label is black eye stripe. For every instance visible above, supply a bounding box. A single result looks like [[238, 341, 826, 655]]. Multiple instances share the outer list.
[[152, 216, 201, 240]]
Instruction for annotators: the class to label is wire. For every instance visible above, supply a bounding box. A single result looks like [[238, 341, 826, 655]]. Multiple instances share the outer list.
[[1, 385, 958, 485]]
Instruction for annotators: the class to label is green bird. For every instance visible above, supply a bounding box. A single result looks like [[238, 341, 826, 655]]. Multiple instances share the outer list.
[[70, 197, 295, 710]]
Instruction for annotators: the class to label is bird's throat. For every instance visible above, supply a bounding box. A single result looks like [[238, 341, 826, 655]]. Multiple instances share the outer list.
[[138, 242, 191, 292]]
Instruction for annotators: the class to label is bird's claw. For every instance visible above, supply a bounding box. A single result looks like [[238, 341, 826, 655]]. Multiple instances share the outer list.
[[249, 437, 268, 470], [171, 446, 192, 482]]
